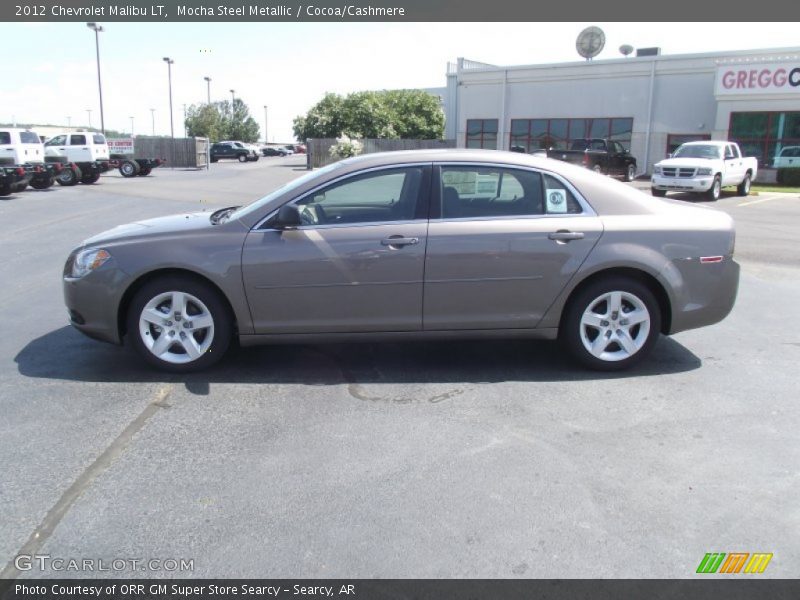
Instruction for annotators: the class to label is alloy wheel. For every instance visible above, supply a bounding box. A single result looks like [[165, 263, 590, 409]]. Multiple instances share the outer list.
[[578, 290, 651, 362], [138, 291, 215, 364]]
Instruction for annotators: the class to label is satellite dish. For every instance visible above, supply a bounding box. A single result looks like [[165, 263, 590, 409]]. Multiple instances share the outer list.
[[619, 44, 634, 57], [576, 26, 605, 60]]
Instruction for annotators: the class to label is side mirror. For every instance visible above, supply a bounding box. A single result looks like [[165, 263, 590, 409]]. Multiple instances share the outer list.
[[274, 204, 302, 229]]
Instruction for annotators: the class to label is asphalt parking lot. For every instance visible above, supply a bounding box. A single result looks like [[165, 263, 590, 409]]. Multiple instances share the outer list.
[[1, 156, 798, 579]]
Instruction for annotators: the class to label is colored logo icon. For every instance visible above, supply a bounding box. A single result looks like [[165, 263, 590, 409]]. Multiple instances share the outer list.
[[696, 552, 773, 574]]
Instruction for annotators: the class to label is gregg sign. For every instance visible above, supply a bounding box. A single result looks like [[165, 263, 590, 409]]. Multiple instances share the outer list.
[[716, 62, 800, 95]]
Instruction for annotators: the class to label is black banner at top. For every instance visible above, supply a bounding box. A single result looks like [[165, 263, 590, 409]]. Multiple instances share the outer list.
[[1, 0, 797, 22]]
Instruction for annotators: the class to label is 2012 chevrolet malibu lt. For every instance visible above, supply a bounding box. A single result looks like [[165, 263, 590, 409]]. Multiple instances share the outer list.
[[63, 150, 739, 372]]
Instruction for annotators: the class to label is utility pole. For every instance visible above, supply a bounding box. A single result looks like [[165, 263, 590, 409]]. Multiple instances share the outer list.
[[86, 23, 105, 134], [150, 108, 155, 135]]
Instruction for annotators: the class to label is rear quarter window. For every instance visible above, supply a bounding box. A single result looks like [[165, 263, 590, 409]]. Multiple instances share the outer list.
[[543, 174, 583, 214], [93, 134, 106, 144]]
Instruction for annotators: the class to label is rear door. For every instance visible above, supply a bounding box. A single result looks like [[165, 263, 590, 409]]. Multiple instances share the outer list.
[[242, 164, 431, 333], [723, 144, 743, 186], [68, 134, 91, 162], [423, 164, 603, 330]]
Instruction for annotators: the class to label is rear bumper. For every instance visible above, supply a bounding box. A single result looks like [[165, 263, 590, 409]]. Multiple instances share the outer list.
[[667, 257, 740, 334]]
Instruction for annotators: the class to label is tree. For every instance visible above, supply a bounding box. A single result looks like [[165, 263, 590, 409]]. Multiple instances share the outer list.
[[185, 99, 260, 142], [293, 90, 445, 141]]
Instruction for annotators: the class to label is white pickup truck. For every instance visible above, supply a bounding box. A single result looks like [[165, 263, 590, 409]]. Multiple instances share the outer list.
[[651, 141, 757, 201]]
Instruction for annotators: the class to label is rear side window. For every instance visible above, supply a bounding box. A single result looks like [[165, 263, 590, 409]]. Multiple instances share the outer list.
[[46, 135, 67, 146], [20, 132, 40, 144], [0, 132, 10, 145], [440, 167, 544, 219], [543, 174, 583, 215], [70, 135, 86, 145], [93, 134, 106, 144]]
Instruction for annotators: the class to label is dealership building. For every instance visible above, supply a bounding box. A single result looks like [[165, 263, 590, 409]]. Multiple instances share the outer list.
[[443, 47, 800, 178]]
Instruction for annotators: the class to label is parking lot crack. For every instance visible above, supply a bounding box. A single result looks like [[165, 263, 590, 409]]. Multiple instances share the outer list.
[[0, 384, 173, 581]]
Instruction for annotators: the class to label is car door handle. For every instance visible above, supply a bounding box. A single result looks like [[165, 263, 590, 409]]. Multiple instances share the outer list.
[[548, 230, 584, 242], [381, 236, 419, 247]]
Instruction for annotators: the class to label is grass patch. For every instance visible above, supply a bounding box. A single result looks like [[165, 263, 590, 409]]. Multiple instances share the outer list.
[[751, 185, 800, 194]]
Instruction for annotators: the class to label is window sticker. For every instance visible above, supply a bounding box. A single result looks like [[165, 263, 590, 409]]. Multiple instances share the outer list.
[[546, 188, 567, 213]]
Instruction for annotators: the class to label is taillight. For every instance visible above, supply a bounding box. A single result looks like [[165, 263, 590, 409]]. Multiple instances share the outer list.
[[582, 153, 589, 166], [15, 167, 25, 176], [53, 163, 63, 172]]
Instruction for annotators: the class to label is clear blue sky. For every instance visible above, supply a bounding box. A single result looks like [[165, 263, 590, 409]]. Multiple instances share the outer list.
[[2, 22, 800, 141]]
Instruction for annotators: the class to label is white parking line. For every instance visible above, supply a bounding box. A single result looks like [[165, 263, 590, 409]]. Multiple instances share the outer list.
[[738, 195, 791, 207]]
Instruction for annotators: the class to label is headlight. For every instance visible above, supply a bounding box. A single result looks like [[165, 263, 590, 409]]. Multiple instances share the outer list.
[[653, 165, 662, 175], [70, 248, 110, 278], [697, 168, 712, 175]]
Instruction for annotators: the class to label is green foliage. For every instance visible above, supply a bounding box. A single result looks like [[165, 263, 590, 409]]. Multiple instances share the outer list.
[[293, 89, 445, 141], [185, 100, 260, 143], [776, 167, 800, 186]]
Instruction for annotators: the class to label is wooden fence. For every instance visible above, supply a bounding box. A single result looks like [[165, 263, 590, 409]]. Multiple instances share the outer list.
[[306, 138, 456, 169], [127, 137, 209, 168]]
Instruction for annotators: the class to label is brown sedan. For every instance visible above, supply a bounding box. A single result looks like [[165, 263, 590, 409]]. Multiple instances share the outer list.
[[63, 150, 739, 372]]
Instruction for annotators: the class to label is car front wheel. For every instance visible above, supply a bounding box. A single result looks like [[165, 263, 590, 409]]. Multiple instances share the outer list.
[[737, 173, 751, 196], [237, 154, 247, 163], [127, 276, 232, 372], [561, 277, 661, 371], [706, 175, 721, 201]]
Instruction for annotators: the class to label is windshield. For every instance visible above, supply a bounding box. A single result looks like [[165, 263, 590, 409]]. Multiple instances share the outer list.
[[673, 144, 721, 159], [229, 161, 345, 221]]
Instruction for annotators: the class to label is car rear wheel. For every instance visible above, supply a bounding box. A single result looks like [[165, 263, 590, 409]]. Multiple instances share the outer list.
[[127, 276, 232, 372], [119, 160, 139, 177], [706, 175, 721, 201], [625, 164, 636, 182], [592, 164, 603, 174], [81, 173, 100, 184], [56, 166, 80, 186], [737, 173, 751, 196], [651, 188, 667, 197], [561, 277, 661, 371]]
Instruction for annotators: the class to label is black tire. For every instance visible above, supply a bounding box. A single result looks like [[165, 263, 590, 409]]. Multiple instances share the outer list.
[[237, 153, 248, 163], [14, 181, 28, 193], [210, 157, 218, 163], [137, 167, 152, 176], [126, 275, 232, 372], [705, 175, 721, 201], [30, 176, 55, 190], [56, 166, 80, 186], [651, 188, 667, 197], [737, 172, 752, 196], [592, 164, 603, 175], [624, 163, 636, 182], [561, 276, 661, 371], [0, 182, 12, 196], [119, 160, 139, 178], [81, 172, 101, 184]]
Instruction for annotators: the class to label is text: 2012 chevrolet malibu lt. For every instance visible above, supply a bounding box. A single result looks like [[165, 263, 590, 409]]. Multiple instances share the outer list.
[[63, 150, 739, 372]]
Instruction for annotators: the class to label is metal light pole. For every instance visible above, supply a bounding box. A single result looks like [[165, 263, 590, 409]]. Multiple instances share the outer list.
[[204, 76, 211, 104], [163, 57, 175, 163], [86, 109, 92, 128], [67, 116, 71, 128], [229, 89, 235, 111], [182, 104, 187, 137], [150, 108, 155, 135], [263, 105, 268, 143], [129, 116, 134, 136], [86, 22, 105, 134]]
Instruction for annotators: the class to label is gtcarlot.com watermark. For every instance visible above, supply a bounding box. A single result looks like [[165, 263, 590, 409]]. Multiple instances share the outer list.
[[14, 554, 194, 572]]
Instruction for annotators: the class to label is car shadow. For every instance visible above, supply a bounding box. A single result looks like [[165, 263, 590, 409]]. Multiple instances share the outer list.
[[660, 191, 739, 203], [15, 326, 701, 396]]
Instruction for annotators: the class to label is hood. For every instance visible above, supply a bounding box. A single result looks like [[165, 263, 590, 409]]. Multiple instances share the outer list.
[[82, 211, 217, 246], [657, 157, 718, 168]]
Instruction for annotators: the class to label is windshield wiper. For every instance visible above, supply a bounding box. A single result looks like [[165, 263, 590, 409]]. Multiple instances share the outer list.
[[210, 206, 240, 225]]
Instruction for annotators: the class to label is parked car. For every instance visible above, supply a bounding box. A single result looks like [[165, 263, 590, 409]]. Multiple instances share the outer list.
[[546, 138, 637, 181], [262, 146, 289, 157], [63, 150, 738, 373], [293, 144, 307, 154], [210, 142, 259, 163], [651, 141, 757, 200], [0, 127, 65, 190], [44, 131, 110, 185], [772, 146, 800, 169]]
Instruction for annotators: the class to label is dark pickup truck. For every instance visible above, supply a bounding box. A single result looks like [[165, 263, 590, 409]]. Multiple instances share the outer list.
[[546, 138, 637, 181]]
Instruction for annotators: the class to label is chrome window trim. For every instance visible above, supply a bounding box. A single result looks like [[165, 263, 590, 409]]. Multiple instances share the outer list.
[[252, 162, 432, 231], [435, 161, 597, 218]]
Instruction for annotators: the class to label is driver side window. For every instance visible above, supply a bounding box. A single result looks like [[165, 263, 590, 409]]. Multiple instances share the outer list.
[[294, 167, 424, 227]]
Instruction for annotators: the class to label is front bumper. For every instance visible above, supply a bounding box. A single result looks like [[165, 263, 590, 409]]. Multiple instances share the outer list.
[[63, 266, 130, 345], [651, 175, 713, 192]]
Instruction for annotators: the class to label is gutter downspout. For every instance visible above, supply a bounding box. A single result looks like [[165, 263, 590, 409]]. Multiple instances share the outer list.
[[643, 58, 656, 175], [499, 69, 508, 150]]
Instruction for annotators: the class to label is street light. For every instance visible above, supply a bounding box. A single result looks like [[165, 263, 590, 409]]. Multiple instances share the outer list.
[[150, 108, 155, 136], [86, 22, 105, 134], [230, 89, 235, 110], [86, 109, 92, 128], [129, 116, 134, 136], [163, 57, 175, 148], [67, 116, 71, 128], [204, 76, 211, 104], [263, 105, 268, 143]]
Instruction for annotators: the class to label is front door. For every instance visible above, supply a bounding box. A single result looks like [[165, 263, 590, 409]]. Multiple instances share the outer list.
[[242, 165, 431, 333], [423, 165, 602, 330]]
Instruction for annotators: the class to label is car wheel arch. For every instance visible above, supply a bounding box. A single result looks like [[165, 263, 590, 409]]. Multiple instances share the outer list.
[[117, 268, 239, 342], [557, 267, 673, 336]]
